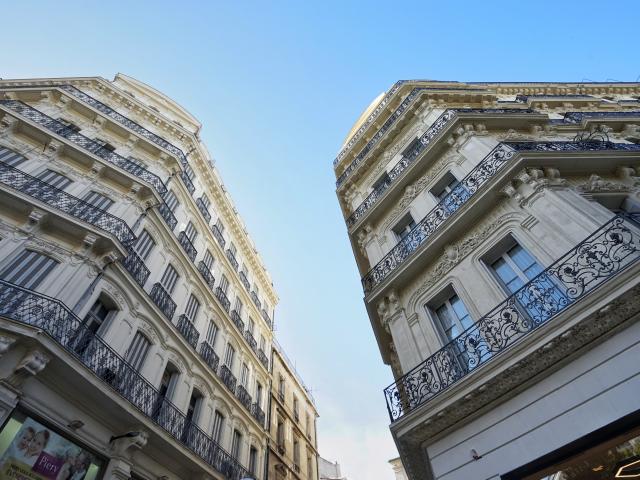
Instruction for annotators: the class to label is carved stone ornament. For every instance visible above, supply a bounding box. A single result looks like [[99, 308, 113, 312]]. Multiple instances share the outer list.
[[577, 174, 633, 193], [2, 349, 51, 390], [0, 334, 17, 357], [108, 429, 148, 459]]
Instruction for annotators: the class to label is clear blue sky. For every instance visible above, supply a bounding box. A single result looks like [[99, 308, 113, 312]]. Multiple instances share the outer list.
[[2, 1, 639, 478]]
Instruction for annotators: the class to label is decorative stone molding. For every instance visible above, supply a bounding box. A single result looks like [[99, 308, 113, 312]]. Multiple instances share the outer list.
[[1, 348, 50, 390], [577, 174, 633, 193], [0, 333, 17, 357], [377, 291, 401, 333], [108, 429, 148, 458]]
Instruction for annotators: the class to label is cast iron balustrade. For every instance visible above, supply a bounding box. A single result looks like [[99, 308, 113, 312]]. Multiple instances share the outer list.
[[225, 249, 239, 270], [178, 231, 198, 262], [258, 349, 269, 370], [149, 283, 176, 320], [198, 341, 219, 373], [250, 291, 261, 309], [121, 251, 150, 288], [197, 261, 216, 290], [176, 314, 199, 349], [384, 215, 640, 422], [239, 271, 250, 292], [215, 287, 230, 313], [251, 402, 265, 427], [0, 279, 252, 480], [180, 171, 195, 195], [0, 161, 136, 247], [235, 385, 252, 411], [244, 330, 257, 352], [230, 310, 245, 332], [219, 365, 237, 394], [0, 100, 167, 195], [158, 202, 177, 232], [260, 309, 271, 327], [550, 110, 640, 124], [362, 140, 640, 294], [195, 197, 212, 223], [211, 224, 226, 248]]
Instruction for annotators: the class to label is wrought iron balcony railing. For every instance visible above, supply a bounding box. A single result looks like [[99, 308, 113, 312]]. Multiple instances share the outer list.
[[219, 365, 237, 394], [251, 402, 265, 427], [121, 251, 150, 288], [260, 308, 271, 328], [158, 202, 177, 232], [215, 287, 230, 313], [178, 231, 198, 263], [211, 224, 226, 248], [230, 310, 245, 332], [239, 271, 250, 292], [225, 250, 239, 271], [551, 110, 640, 124], [0, 279, 251, 480], [250, 291, 261, 309], [195, 197, 212, 223], [180, 171, 195, 195], [235, 385, 252, 411], [198, 341, 219, 373], [0, 100, 167, 195], [0, 161, 136, 247], [384, 215, 640, 422], [362, 140, 640, 294], [176, 314, 199, 349], [149, 283, 176, 320], [197, 261, 216, 290], [258, 349, 269, 370], [244, 330, 257, 352]]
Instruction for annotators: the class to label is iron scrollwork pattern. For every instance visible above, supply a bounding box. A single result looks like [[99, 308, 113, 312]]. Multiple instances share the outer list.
[[384, 215, 640, 422]]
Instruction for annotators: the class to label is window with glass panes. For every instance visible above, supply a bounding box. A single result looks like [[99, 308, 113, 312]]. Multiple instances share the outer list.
[[0, 146, 26, 167], [219, 274, 229, 294], [392, 213, 416, 240], [37, 169, 72, 189], [203, 250, 215, 270], [160, 264, 179, 294], [184, 294, 200, 321], [164, 190, 179, 212], [248, 317, 255, 335], [82, 191, 113, 211], [231, 429, 242, 459], [134, 230, 156, 261], [234, 297, 243, 314], [431, 293, 474, 342], [184, 221, 198, 242], [224, 344, 235, 369], [240, 363, 249, 386], [249, 447, 258, 476], [212, 410, 225, 443], [125, 332, 151, 371], [0, 250, 58, 289], [205, 320, 218, 346]]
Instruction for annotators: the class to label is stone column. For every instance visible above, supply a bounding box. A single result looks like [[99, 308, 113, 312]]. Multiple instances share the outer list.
[[103, 430, 148, 480]]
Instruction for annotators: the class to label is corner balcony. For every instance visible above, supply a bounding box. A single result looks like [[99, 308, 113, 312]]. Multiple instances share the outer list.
[[219, 365, 237, 394], [176, 314, 199, 349], [197, 261, 216, 290], [251, 402, 265, 427], [158, 202, 177, 232], [178, 231, 198, 262], [235, 384, 252, 411], [195, 197, 212, 223], [149, 283, 176, 320], [239, 271, 250, 292], [384, 215, 640, 423], [0, 279, 252, 480], [225, 249, 239, 270], [121, 251, 150, 288], [230, 310, 245, 332], [211, 224, 226, 248], [215, 287, 230, 313], [362, 140, 640, 295], [250, 291, 261, 309], [198, 341, 219, 373]]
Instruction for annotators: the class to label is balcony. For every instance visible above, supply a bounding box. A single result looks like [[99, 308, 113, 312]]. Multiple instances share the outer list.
[[250, 291, 261, 309], [198, 341, 219, 373], [0, 100, 167, 195], [158, 202, 177, 231], [176, 314, 199, 349], [211, 224, 226, 248], [260, 308, 271, 327], [244, 330, 257, 351], [235, 385, 252, 411], [384, 215, 640, 422], [178, 231, 198, 263], [121, 251, 150, 288], [149, 283, 176, 320], [251, 402, 266, 427], [195, 197, 211, 223], [258, 349, 269, 370], [215, 287, 230, 313], [239, 271, 250, 292], [0, 161, 136, 247], [219, 365, 237, 394], [230, 310, 245, 332], [179, 171, 195, 195], [0, 279, 252, 480], [225, 249, 239, 271], [197, 261, 215, 290], [362, 140, 640, 294]]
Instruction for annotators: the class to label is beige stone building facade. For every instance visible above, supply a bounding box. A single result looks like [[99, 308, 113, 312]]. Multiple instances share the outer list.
[[334, 80, 640, 479], [268, 340, 318, 480], [0, 74, 304, 480]]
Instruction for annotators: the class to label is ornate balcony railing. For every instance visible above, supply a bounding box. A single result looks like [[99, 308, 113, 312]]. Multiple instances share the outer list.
[[384, 215, 640, 422], [550, 110, 640, 124], [239, 271, 250, 292], [158, 202, 177, 232], [0, 161, 136, 247], [230, 310, 245, 332], [215, 287, 230, 313], [219, 365, 237, 394], [260, 308, 271, 327], [244, 330, 257, 351], [0, 100, 167, 195], [149, 283, 176, 320], [180, 171, 195, 195], [235, 385, 252, 411], [178, 231, 198, 262], [197, 261, 216, 290], [176, 314, 199, 349], [251, 402, 265, 427], [121, 251, 150, 288], [198, 341, 219, 373], [250, 291, 261, 309], [258, 349, 269, 370], [195, 197, 212, 223], [211, 224, 226, 248], [0, 279, 251, 480], [362, 140, 640, 294], [225, 249, 239, 271]]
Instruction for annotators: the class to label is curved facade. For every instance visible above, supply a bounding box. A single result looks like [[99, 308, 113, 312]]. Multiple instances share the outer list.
[[335, 81, 640, 480], [0, 76, 279, 480]]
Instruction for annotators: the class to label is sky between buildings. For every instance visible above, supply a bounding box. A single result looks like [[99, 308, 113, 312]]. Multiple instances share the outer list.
[[2, 1, 639, 478]]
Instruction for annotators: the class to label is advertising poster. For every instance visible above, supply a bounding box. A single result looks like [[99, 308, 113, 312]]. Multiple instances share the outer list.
[[0, 417, 95, 480]]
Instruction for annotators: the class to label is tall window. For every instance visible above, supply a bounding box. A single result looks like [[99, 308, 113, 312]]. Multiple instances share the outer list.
[[224, 344, 235, 369], [432, 293, 474, 342], [240, 363, 249, 387], [183, 164, 196, 182], [372, 172, 390, 191], [0, 250, 58, 289], [431, 171, 470, 213], [293, 396, 299, 420], [184, 221, 198, 242], [203, 250, 215, 270], [234, 297, 243, 314], [212, 410, 225, 444], [278, 375, 285, 400], [259, 335, 266, 352], [229, 242, 237, 256], [392, 213, 416, 241], [205, 320, 219, 347], [160, 264, 179, 294], [215, 219, 225, 234], [81, 298, 115, 337], [153, 363, 179, 419], [255, 382, 263, 407], [125, 332, 151, 371], [276, 418, 285, 447], [184, 294, 200, 321], [307, 455, 313, 478], [199, 194, 210, 209], [0, 146, 26, 167], [293, 436, 300, 466], [219, 274, 229, 294], [249, 447, 258, 476], [247, 317, 255, 335], [134, 229, 156, 261], [231, 429, 242, 459], [82, 191, 113, 211], [37, 169, 72, 189], [164, 190, 180, 212], [184, 389, 202, 429], [491, 243, 544, 294]]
